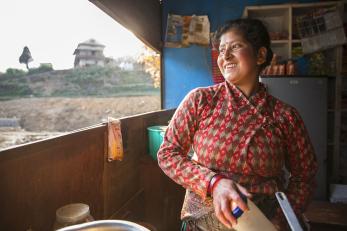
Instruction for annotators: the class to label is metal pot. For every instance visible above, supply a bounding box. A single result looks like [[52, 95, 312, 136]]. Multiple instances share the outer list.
[[56, 220, 150, 231]]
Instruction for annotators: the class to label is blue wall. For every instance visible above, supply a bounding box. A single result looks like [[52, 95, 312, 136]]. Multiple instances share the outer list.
[[162, 0, 317, 109]]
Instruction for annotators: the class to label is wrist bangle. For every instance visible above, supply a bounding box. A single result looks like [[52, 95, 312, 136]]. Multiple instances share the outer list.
[[208, 175, 218, 196], [208, 174, 225, 197]]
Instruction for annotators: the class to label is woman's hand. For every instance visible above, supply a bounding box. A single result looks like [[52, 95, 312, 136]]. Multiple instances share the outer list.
[[212, 179, 252, 229]]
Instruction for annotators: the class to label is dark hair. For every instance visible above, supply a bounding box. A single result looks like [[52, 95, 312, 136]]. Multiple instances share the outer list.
[[213, 18, 273, 71]]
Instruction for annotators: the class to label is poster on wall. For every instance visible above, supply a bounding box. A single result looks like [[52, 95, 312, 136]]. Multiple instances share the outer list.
[[165, 14, 210, 48], [296, 8, 347, 54]]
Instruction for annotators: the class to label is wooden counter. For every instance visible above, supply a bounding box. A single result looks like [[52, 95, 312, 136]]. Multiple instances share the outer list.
[[303, 201, 347, 231]]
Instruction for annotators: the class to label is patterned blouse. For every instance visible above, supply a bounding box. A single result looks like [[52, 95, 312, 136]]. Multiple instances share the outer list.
[[157, 81, 317, 220]]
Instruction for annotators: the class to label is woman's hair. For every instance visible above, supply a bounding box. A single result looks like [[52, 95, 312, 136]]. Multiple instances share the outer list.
[[213, 18, 273, 71]]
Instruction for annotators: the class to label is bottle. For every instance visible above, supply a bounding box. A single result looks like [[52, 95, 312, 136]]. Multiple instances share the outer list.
[[279, 64, 285, 76], [231, 195, 277, 231], [53, 203, 94, 230], [286, 60, 295, 75]]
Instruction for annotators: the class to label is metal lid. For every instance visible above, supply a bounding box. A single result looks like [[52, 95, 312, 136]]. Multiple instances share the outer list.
[[57, 220, 150, 231], [56, 203, 90, 223]]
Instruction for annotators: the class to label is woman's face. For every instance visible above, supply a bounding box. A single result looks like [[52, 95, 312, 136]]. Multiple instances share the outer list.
[[217, 29, 260, 86]]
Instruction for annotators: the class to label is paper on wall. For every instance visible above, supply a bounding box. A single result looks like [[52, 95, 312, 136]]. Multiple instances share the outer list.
[[165, 14, 210, 47]]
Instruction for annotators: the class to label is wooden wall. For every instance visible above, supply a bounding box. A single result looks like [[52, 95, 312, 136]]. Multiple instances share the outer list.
[[0, 125, 105, 230], [104, 109, 185, 231], [0, 109, 185, 231]]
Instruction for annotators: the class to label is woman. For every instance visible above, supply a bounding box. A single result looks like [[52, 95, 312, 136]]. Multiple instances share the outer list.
[[157, 18, 317, 230]]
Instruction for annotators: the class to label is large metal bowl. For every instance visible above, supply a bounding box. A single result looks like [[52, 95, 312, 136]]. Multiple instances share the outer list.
[[57, 220, 151, 231]]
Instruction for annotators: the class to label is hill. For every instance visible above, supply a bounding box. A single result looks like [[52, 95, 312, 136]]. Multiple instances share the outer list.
[[0, 65, 159, 99], [0, 66, 161, 149]]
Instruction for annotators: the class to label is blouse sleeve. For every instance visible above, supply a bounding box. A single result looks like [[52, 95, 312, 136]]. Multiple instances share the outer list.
[[283, 108, 318, 215], [157, 89, 216, 200]]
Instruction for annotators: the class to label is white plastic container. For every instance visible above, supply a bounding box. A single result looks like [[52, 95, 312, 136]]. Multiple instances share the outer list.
[[53, 203, 94, 230], [330, 184, 347, 203]]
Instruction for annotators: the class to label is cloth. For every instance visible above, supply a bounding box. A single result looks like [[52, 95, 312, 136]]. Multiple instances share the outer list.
[[182, 212, 234, 231], [157, 81, 317, 221], [107, 117, 124, 161]]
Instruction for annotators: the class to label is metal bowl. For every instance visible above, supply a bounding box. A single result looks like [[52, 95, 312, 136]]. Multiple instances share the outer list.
[[57, 220, 151, 231]]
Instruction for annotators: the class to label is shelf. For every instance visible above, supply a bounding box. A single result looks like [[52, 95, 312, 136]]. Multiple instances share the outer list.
[[327, 109, 347, 112], [327, 142, 347, 146], [245, 6, 289, 49], [245, 1, 344, 181], [272, 40, 290, 44]]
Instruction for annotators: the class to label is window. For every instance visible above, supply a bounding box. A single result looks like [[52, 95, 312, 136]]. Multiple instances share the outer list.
[[0, 0, 160, 150]]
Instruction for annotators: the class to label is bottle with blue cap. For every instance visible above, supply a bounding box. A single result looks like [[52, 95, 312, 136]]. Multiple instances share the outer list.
[[231, 194, 277, 231]]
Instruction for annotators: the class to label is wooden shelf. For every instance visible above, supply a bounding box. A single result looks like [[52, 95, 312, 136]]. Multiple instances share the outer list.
[[244, 1, 345, 181], [243, 0, 347, 186], [272, 40, 290, 44], [327, 142, 347, 146], [328, 109, 347, 112], [244, 1, 341, 61]]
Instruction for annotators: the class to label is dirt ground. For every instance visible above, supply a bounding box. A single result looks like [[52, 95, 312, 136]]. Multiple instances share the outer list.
[[0, 96, 160, 149]]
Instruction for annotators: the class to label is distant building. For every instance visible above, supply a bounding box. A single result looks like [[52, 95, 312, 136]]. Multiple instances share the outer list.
[[73, 39, 105, 68], [40, 63, 53, 69], [119, 62, 134, 71]]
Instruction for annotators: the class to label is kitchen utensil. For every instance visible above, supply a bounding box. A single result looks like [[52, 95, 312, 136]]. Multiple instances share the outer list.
[[276, 192, 303, 231], [56, 220, 150, 231]]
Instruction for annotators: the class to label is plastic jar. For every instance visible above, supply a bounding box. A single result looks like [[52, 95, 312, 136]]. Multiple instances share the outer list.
[[53, 203, 94, 230]]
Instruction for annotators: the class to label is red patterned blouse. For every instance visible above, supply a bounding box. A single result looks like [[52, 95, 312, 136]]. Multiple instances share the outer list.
[[157, 81, 317, 220]]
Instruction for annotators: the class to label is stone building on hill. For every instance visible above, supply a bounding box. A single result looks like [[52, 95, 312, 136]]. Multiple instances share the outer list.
[[73, 39, 106, 68]]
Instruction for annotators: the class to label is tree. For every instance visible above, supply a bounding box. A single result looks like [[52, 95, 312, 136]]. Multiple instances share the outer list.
[[138, 46, 160, 88], [5, 68, 26, 77], [19, 46, 33, 70], [28, 63, 53, 75]]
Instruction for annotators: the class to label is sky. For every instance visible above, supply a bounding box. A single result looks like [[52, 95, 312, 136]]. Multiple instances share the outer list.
[[0, 0, 144, 72]]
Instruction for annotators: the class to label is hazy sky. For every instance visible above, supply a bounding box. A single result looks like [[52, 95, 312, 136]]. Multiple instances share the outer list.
[[0, 0, 144, 72]]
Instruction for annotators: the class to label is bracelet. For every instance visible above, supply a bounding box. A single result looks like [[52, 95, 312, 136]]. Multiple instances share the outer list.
[[208, 174, 225, 197]]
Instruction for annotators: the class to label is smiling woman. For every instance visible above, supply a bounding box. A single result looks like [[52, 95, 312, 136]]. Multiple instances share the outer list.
[[217, 30, 260, 92], [215, 19, 273, 97], [157, 18, 317, 231]]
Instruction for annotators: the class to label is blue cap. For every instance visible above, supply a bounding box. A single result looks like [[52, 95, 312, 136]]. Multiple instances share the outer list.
[[232, 206, 244, 219]]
